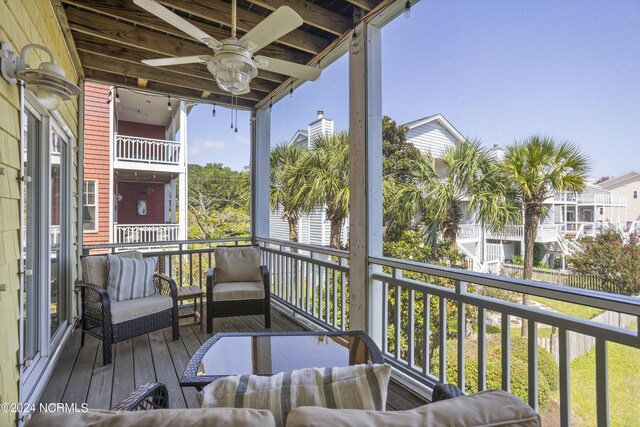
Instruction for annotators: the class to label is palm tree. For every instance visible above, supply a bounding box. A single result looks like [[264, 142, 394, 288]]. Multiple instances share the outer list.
[[501, 136, 589, 336], [270, 143, 308, 242], [390, 139, 519, 250], [293, 132, 350, 249]]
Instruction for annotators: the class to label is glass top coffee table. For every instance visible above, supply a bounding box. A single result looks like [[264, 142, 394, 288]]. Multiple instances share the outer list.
[[181, 331, 383, 388]]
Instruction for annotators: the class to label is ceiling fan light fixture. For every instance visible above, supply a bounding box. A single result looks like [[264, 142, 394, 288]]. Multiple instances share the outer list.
[[207, 48, 257, 94]]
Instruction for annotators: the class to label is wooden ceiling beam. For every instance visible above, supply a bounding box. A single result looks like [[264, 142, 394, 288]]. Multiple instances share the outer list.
[[51, 0, 84, 78], [78, 50, 262, 102], [345, 0, 378, 11], [63, 2, 312, 66], [245, 0, 351, 36], [155, 0, 328, 55], [83, 68, 256, 109], [72, 33, 278, 94]]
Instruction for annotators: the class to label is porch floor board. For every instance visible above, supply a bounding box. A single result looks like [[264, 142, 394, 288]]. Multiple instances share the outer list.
[[39, 305, 427, 411]]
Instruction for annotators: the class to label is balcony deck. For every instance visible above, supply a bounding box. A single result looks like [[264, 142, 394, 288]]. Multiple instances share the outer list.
[[39, 305, 427, 411]]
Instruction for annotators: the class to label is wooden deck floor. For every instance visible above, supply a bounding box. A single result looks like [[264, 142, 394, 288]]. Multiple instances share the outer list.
[[40, 306, 428, 411]]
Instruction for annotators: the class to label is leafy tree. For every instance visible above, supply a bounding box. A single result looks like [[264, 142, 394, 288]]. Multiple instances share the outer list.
[[390, 139, 519, 249], [293, 132, 350, 249], [270, 143, 309, 242], [501, 136, 589, 336], [381, 116, 423, 241], [571, 229, 640, 295], [383, 231, 474, 364], [187, 163, 250, 240]]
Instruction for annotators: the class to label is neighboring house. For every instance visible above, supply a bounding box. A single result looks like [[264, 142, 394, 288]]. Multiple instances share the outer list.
[[269, 111, 347, 247], [599, 171, 640, 225], [82, 82, 188, 247], [400, 114, 631, 270]]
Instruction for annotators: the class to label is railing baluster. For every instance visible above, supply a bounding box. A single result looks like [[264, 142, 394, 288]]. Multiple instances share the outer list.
[[596, 338, 609, 427], [189, 252, 193, 287], [478, 307, 486, 391], [325, 266, 330, 325], [382, 281, 388, 354], [341, 258, 346, 330], [333, 265, 338, 328], [312, 263, 317, 318], [456, 282, 466, 392], [395, 284, 402, 361], [559, 328, 571, 427], [501, 314, 511, 392], [423, 293, 430, 375], [178, 244, 183, 287], [439, 296, 447, 383], [528, 320, 538, 411], [408, 289, 415, 368]]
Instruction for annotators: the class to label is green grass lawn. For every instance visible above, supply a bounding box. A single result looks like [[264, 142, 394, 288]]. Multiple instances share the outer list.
[[569, 341, 640, 426], [532, 296, 604, 320]]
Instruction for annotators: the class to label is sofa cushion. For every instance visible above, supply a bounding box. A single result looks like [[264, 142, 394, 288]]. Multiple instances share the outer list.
[[107, 255, 157, 301], [200, 364, 391, 427], [81, 251, 143, 289], [26, 408, 276, 427], [214, 246, 262, 283], [286, 389, 540, 427], [110, 295, 173, 324], [211, 281, 265, 301]]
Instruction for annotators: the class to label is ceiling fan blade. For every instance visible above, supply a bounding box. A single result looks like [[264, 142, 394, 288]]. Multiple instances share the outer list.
[[133, 0, 222, 49], [239, 6, 303, 53], [142, 55, 213, 67], [254, 56, 321, 81]]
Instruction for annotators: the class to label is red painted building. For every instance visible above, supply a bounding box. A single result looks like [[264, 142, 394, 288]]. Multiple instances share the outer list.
[[82, 82, 188, 246]]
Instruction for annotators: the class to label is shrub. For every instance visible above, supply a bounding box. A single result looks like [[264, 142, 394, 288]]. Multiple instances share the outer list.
[[432, 335, 557, 410]]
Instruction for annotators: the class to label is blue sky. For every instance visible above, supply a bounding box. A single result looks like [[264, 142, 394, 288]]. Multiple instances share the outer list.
[[188, 0, 640, 179]]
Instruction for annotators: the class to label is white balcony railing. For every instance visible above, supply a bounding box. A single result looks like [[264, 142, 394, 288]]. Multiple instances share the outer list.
[[82, 238, 640, 425], [554, 191, 626, 205], [51, 225, 60, 247], [457, 224, 480, 239], [114, 224, 180, 244], [114, 134, 181, 165], [487, 225, 524, 240]]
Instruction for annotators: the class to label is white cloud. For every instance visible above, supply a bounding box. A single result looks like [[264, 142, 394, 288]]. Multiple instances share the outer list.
[[189, 139, 226, 156]]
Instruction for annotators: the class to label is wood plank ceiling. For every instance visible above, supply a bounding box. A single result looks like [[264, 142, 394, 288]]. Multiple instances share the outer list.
[[57, 0, 386, 109]]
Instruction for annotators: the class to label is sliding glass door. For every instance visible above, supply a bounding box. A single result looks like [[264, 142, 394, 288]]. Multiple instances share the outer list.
[[20, 99, 72, 402]]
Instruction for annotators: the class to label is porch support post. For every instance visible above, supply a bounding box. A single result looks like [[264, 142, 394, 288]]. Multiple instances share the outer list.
[[177, 102, 188, 240], [349, 18, 383, 344], [251, 106, 271, 241]]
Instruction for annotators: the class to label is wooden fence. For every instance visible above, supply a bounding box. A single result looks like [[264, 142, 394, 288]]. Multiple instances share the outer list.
[[538, 311, 637, 363], [501, 263, 618, 293]]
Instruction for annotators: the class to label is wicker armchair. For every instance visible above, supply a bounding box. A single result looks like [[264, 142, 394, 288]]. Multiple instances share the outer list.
[[80, 254, 179, 365], [112, 383, 170, 411], [206, 266, 271, 333]]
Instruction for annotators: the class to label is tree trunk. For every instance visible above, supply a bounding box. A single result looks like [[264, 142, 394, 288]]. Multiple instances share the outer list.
[[287, 216, 299, 242], [521, 203, 540, 338], [330, 218, 343, 249]]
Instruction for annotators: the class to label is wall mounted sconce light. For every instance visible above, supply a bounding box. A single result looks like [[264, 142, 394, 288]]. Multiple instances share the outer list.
[[0, 41, 81, 111]]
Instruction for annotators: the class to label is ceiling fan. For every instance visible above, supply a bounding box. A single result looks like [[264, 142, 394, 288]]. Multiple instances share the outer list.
[[133, 0, 321, 96]]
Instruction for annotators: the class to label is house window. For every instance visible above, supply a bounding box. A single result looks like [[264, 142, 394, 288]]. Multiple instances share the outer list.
[[599, 207, 603, 215], [634, 190, 638, 199], [83, 180, 98, 231]]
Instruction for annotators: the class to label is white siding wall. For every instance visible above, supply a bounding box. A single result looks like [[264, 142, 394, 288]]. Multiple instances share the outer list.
[[269, 206, 290, 240], [406, 122, 459, 158]]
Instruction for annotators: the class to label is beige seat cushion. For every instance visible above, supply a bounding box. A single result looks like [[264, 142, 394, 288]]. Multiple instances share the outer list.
[[201, 364, 391, 427], [110, 295, 172, 324], [81, 251, 143, 289], [211, 281, 265, 301], [26, 408, 276, 427], [214, 246, 262, 283], [286, 389, 540, 427]]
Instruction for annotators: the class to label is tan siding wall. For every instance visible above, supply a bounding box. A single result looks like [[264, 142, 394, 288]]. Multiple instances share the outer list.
[[83, 82, 111, 245], [0, 0, 79, 422]]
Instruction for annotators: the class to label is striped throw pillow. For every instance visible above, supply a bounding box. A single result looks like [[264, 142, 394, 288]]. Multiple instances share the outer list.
[[200, 364, 391, 427], [107, 255, 157, 302]]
